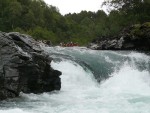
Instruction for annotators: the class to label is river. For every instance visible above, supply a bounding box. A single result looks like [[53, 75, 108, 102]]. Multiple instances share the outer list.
[[0, 47, 150, 113]]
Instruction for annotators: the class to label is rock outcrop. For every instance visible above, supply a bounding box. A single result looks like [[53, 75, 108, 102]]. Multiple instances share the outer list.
[[0, 32, 61, 100], [88, 22, 150, 51]]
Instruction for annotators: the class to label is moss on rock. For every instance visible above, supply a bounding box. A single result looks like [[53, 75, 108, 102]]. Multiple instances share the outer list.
[[131, 22, 150, 37]]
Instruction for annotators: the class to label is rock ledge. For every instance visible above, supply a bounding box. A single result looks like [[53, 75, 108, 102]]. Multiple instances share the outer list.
[[0, 32, 61, 100], [88, 22, 150, 51]]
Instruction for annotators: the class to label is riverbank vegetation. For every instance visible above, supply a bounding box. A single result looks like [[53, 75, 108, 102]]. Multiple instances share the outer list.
[[0, 0, 150, 45]]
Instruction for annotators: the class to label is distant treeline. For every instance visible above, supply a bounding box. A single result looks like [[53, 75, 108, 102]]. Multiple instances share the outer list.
[[0, 0, 150, 45]]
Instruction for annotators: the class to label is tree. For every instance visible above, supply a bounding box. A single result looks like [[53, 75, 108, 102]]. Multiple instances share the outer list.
[[23, 10, 36, 29], [0, 0, 11, 31], [6, 0, 22, 30], [103, 0, 150, 25], [28, 26, 57, 42], [103, 0, 143, 11]]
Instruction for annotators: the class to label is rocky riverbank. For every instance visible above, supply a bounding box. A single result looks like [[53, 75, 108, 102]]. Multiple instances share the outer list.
[[88, 22, 150, 51], [0, 32, 61, 101]]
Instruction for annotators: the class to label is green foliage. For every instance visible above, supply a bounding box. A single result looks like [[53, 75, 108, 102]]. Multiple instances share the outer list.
[[0, 0, 150, 45], [27, 27, 58, 43], [103, 0, 150, 24], [12, 27, 25, 33], [131, 22, 150, 37], [143, 22, 150, 28], [6, 0, 22, 29]]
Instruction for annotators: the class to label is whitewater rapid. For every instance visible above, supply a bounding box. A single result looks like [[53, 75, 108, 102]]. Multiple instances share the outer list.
[[0, 47, 150, 113]]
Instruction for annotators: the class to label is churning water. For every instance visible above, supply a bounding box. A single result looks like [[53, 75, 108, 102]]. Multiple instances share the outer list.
[[0, 47, 150, 113]]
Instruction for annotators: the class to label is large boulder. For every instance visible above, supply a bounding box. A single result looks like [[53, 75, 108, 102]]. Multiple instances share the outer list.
[[87, 22, 150, 51], [0, 32, 61, 100]]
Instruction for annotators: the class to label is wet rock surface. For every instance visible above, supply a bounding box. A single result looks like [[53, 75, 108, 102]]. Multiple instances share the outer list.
[[88, 22, 150, 51], [0, 32, 61, 100]]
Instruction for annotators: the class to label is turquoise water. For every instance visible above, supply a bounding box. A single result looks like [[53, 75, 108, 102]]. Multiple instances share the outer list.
[[0, 47, 150, 113]]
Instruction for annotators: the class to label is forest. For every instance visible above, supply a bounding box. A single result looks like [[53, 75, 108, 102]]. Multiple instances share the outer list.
[[0, 0, 150, 45]]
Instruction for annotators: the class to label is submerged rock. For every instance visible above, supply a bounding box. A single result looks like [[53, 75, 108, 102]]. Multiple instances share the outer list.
[[0, 32, 61, 100], [88, 22, 150, 51]]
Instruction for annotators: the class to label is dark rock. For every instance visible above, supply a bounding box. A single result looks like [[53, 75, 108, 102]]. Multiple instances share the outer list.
[[46, 40, 52, 46], [88, 22, 150, 51], [0, 31, 61, 101], [37, 40, 52, 47]]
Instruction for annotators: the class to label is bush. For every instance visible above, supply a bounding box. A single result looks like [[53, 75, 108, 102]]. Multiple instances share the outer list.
[[27, 26, 58, 43]]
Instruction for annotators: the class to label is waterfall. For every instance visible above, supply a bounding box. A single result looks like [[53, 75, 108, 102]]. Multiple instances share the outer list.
[[1, 47, 150, 113]]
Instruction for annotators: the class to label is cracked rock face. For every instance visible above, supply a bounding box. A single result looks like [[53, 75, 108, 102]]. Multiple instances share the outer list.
[[0, 32, 61, 100]]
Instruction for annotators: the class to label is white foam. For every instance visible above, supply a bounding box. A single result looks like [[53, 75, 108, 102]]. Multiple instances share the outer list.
[[51, 60, 97, 90], [50, 60, 150, 113], [1, 48, 150, 113], [100, 64, 150, 95], [0, 108, 32, 113]]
